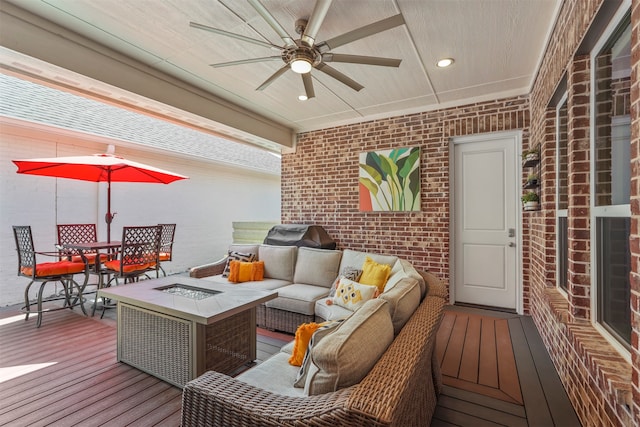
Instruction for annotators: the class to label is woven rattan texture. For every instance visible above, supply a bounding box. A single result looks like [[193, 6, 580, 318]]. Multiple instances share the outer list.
[[119, 303, 192, 387], [181, 286, 446, 426], [205, 310, 253, 374], [264, 306, 315, 334]]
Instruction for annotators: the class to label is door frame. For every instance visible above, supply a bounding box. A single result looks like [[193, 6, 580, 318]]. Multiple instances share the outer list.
[[449, 130, 523, 314]]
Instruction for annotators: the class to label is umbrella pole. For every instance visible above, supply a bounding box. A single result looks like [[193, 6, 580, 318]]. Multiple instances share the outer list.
[[106, 173, 112, 243]]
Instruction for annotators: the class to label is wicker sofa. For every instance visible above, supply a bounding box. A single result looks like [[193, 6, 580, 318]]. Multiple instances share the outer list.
[[189, 244, 426, 334], [181, 272, 446, 426]]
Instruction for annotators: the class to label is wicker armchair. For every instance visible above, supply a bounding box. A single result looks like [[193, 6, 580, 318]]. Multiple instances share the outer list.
[[181, 284, 446, 426]]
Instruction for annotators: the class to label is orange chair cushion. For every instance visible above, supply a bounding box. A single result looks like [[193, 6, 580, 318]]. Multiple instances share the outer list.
[[21, 260, 85, 277], [104, 260, 153, 273], [159, 252, 171, 261], [70, 253, 109, 264]]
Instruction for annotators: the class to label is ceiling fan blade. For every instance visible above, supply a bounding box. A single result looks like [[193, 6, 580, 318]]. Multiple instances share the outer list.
[[247, 0, 297, 47], [322, 53, 401, 67], [301, 0, 332, 47], [256, 64, 290, 91], [302, 73, 315, 99], [211, 56, 282, 68], [318, 14, 405, 52], [190, 22, 279, 50], [316, 63, 364, 91]]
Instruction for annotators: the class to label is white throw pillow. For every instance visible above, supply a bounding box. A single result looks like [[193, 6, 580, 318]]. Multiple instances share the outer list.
[[332, 277, 377, 311]]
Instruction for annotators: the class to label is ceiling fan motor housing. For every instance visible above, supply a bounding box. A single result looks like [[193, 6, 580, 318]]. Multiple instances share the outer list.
[[282, 44, 320, 68]]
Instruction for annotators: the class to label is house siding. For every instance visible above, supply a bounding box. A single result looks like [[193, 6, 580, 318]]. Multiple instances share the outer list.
[[281, 0, 639, 425]]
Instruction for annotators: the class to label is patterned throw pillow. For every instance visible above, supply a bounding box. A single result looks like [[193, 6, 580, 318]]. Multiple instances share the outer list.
[[332, 277, 378, 311], [328, 266, 363, 297], [222, 251, 256, 277], [294, 320, 343, 388]]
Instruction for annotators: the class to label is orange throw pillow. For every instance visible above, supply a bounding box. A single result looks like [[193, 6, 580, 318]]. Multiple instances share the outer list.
[[288, 322, 321, 366], [228, 260, 265, 283]]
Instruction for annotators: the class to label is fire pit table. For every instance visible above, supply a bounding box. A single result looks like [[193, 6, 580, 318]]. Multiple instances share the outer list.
[[98, 276, 277, 387]]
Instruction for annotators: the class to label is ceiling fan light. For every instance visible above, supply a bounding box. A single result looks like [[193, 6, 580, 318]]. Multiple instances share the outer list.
[[298, 95, 308, 101], [291, 59, 312, 74], [437, 58, 454, 68]]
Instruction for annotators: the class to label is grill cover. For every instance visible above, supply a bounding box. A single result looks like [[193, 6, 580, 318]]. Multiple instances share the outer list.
[[263, 224, 336, 249]]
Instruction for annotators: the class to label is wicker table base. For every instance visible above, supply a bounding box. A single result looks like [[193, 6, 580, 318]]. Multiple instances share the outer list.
[[118, 303, 256, 387], [98, 276, 276, 388]]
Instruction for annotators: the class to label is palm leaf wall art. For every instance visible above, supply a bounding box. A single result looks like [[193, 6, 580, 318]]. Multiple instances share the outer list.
[[359, 146, 420, 211]]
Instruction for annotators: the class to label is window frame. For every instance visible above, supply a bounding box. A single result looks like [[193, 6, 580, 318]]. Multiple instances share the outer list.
[[556, 92, 569, 297], [589, 2, 632, 361]]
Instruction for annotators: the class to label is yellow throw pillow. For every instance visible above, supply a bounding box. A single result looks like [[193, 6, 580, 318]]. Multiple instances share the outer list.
[[228, 260, 265, 283], [360, 256, 392, 293], [288, 322, 321, 366], [333, 277, 378, 311]]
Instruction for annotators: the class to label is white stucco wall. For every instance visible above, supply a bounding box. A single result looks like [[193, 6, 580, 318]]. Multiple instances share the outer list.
[[0, 119, 281, 306]]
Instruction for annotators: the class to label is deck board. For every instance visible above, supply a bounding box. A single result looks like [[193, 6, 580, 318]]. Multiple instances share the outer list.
[[1, 300, 580, 426], [432, 305, 580, 426]]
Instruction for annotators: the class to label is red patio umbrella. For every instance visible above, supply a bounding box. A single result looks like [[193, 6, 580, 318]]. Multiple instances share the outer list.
[[12, 153, 188, 242]]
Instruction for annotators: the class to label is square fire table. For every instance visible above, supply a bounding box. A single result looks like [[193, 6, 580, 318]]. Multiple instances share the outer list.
[[98, 276, 277, 387]]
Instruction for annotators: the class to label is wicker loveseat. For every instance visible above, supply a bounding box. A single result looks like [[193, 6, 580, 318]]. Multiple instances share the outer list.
[[189, 244, 426, 334], [181, 273, 446, 426]]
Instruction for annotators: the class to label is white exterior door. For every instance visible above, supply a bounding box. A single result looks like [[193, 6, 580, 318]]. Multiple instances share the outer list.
[[452, 132, 520, 311]]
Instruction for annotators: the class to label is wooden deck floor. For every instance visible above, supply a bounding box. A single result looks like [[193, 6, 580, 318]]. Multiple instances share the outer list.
[[432, 305, 581, 427], [0, 302, 580, 426]]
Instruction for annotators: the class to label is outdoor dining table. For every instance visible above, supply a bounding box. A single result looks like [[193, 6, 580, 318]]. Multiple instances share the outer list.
[[62, 241, 121, 315]]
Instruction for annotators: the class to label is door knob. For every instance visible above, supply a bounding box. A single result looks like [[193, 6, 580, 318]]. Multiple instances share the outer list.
[[508, 242, 516, 247]]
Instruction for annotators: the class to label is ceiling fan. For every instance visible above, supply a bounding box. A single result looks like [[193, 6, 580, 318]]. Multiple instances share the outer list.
[[190, 0, 405, 99]]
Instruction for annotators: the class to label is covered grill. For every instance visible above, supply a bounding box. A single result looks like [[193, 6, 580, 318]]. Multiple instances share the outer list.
[[263, 224, 336, 249]]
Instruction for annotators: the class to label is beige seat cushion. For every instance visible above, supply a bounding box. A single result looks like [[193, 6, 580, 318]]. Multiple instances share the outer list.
[[201, 275, 289, 290], [378, 277, 421, 335], [265, 284, 330, 315], [304, 298, 394, 395], [258, 245, 297, 281], [235, 352, 305, 397], [314, 298, 354, 322], [293, 247, 342, 288]]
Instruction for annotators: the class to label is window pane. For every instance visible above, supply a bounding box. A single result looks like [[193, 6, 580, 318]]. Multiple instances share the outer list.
[[597, 217, 631, 346], [557, 100, 568, 210], [558, 216, 568, 292], [557, 216, 569, 291], [594, 22, 631, 206]]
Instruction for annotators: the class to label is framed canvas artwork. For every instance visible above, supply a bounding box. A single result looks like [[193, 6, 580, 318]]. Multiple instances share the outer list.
[[359, 146, 420, 211]]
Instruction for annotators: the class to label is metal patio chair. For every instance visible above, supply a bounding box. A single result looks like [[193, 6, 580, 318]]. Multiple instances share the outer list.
[[57, 223, 113, 315], [13, 225, 89, 327], [104, 225, 161, 284], [158, 223, 176, 277], [98, 225, 161, 318]]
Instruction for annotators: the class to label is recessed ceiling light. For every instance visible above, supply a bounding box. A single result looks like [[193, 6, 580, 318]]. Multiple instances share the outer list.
[[437, 58, 454, 68], [298, 95, 308, 101]]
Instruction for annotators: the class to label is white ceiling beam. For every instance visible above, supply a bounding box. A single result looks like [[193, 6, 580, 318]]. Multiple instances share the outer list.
[[0, 1, 295, 149]]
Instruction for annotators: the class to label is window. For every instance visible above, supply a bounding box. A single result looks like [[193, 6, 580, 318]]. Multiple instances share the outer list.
[[556, 95, 568, 293], [591, 15, 631, 349]]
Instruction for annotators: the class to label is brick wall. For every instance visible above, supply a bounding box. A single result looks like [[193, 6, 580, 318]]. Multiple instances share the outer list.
[[282, 0, 639, 425], [527, 0, 638, 425], [629, 0, 640, 420], [282, 97, 529, 282]]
